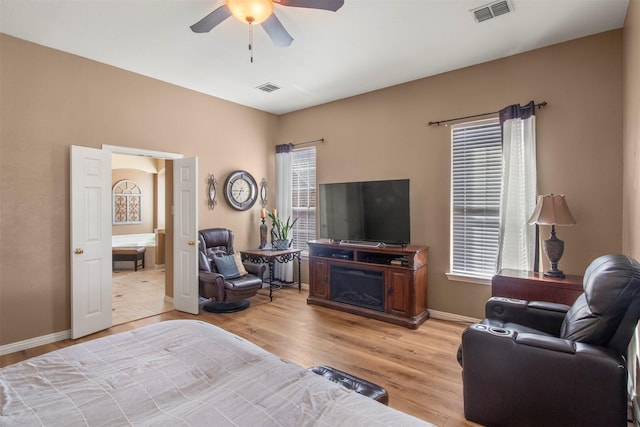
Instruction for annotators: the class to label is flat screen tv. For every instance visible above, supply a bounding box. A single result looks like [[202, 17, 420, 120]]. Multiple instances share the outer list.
[[319, 179, 410, 245]]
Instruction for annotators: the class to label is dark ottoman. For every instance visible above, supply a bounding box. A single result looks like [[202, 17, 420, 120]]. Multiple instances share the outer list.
[[309, 365, 389, 405]]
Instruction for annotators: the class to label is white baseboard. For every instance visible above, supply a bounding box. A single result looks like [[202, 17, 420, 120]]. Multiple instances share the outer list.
[[428, 309, 480, 324], [0, 308, 477, 357], [0, 329, 71, 356]]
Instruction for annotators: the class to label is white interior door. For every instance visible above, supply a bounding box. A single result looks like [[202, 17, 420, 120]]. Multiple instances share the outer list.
[[70, 145, 112, 339], [173, 157, 199, 314]]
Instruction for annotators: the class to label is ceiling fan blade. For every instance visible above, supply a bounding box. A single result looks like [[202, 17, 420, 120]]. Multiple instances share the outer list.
[[190, 5, 232, 33], [275, 0, 344, 12], [261, 14, 294, 47]]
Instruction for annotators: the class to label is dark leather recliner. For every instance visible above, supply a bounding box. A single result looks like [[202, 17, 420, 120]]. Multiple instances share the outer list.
[[458, 254, 640, 427], [198, 228, 266, 313]]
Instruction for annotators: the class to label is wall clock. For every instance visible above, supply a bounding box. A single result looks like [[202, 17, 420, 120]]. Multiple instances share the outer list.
[[224, 170, 258, 211]]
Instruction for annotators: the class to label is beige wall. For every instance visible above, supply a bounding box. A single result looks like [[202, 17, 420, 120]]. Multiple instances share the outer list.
[[623, 0, 640, 407], [277, 30, 624, 318], [0, 35, 277, 345], [0, 27, 627, 345], [624, 0, 640, 259]]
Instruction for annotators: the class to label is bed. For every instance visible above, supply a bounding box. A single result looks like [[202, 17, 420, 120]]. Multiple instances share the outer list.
[[0, 320, 435, 426]]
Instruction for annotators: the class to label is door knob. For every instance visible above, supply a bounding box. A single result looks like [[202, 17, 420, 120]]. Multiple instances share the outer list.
[[74, 248, 84, 254], [188, 240, 196, 246]]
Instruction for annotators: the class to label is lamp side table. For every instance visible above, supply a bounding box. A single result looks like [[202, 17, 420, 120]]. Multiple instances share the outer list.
[[240, 248, 302, 301], [492, 269, 584, 306]]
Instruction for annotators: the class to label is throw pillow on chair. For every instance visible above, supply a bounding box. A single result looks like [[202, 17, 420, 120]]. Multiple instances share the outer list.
[[232, 252, 248, 276], [213, 255, 241, 279]]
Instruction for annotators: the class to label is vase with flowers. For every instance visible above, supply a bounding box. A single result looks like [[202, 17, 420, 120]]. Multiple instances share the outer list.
[[267, 209, 297, 250]]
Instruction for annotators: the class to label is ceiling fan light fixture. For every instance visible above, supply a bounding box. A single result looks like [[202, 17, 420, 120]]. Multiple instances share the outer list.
[[226, 0, 274, 24]]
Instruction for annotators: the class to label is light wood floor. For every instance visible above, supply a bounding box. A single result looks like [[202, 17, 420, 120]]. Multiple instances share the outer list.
[[112, 266, 173, 325], [0, 284, 479, 427]]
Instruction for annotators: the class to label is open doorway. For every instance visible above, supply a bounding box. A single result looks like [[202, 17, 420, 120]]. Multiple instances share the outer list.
[[72, 145, 197, 339], [111, 154, 171, 325]]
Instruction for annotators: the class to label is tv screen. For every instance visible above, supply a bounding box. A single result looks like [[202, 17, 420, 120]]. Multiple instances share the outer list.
[[319, 179, 410, 245]]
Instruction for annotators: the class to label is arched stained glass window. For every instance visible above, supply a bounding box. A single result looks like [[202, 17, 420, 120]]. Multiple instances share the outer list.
[[113, 180, 142, 224]]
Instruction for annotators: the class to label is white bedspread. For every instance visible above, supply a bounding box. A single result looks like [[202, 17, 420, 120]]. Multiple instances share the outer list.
[[0, 320, 435, 426]]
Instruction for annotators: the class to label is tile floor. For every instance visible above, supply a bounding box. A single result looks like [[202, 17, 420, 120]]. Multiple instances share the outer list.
[[112, 266, 173, 326]]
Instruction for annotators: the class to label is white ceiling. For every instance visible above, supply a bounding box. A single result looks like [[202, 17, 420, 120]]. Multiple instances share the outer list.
[[0, 0, 629, 115]]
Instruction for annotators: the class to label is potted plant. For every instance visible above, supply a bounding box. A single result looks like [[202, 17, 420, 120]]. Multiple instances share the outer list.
[[267, 209, 298, 250]]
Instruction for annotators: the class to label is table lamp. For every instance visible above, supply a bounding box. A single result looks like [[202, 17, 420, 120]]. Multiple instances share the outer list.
[[528, 194, 576, 278]]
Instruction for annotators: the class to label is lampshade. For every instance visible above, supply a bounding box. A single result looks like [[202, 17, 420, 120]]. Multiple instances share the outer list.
[[528, 194, 577, 226], [226, 0, 274, 24]]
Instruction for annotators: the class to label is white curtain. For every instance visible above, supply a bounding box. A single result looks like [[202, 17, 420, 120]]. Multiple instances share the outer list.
[[497, 102, 537, 271], [274, 144, 294, 282]]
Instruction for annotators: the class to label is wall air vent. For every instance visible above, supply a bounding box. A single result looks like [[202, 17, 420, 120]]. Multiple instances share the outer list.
[[471, 0, 513, 22], [256, 82, 281, 93]]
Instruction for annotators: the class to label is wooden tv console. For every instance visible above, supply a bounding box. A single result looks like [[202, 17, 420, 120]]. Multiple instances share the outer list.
[[307, 239, 429, 329]]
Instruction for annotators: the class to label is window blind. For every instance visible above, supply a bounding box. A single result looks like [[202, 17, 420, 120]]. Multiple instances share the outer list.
[[451, 118, 502, 278], [291, 146, 316, 253]]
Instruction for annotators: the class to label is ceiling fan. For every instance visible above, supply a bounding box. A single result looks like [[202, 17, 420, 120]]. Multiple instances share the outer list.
[[190, 0, 345, 47]]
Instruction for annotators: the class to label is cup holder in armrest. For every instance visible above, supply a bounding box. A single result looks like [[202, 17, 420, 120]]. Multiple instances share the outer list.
[[471, 323, 514, 337]]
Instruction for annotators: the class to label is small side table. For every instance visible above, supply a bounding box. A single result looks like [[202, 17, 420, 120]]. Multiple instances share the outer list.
[[492, 269, 584, 306], [241, 248, 302, 301]]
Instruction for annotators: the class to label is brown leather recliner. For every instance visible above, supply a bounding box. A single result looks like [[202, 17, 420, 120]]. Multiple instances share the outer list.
[[458, 254, 640, 427], [198, 228, 266, 313]]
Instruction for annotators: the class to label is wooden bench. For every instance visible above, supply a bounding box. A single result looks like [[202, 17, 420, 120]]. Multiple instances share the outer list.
[[112, 247, 145, 271]]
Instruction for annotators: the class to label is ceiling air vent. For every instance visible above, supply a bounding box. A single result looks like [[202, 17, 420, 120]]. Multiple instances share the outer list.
[[256, 82, 281, 93], [471, 0, 513, 23]]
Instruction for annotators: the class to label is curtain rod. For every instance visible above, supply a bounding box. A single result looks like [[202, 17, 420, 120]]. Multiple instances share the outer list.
[[291, 138, 324, 147], [428, 101, 548, 127]]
